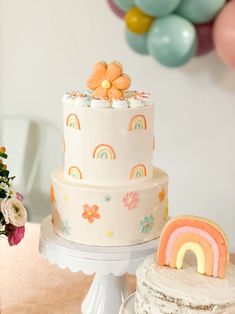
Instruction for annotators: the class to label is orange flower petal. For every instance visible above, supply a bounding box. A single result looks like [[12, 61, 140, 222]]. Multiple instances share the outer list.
[[92, 205, 99, 212], [93, 62, 107, 79], [106, 62, 123, 82], [88, 217, 94, 223], [93, 86, 108, 99], [87, 75, 102, 90], [107, 86, 123, 99], [82, 212, 89, 219], [83, 204, 90, 212], [87, 62, 107, 90], [93, 213, 100, 219], [112, 74, 131, 90]]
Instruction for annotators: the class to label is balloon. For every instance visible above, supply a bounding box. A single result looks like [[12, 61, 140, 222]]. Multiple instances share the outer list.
[[107, 0, 125, 19], [114, 0, 134, 12], [147, 15, 197, 67], [195, 22, 214, 56], [134, 0, 181, 17], [176, 0, 226, 24], [213, 0, 235, 68], [125, 29, 149, 55], [125, 7, 155, 35]]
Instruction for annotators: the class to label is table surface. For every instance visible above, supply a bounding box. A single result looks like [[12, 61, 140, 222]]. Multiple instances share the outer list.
[[1, 223, 234, 314]]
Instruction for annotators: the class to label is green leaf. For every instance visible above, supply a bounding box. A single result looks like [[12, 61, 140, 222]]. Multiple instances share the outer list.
[[0, 153, 8, 159], [0, 190, 7, 198], [0, 169, 9, 178]]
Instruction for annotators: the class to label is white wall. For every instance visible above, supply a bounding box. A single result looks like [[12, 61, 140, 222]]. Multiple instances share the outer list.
[[1, 0, 235, 249]]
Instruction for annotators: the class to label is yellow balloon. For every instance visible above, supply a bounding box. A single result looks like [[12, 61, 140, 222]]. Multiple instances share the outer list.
[[125, 7, 155, 35]]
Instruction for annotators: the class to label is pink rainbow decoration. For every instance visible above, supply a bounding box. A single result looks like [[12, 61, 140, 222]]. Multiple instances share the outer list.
[[128, 114, 147, 131], [130, 164, 147, 179], [157, 216, 229, 278], [66, 113, 81, 129], [68, 166, 82, 180], [93, 144, 116, 160]]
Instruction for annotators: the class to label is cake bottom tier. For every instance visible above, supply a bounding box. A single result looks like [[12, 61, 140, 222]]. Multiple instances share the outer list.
[[135, 255, 235, 314], [51, 167, 168, 246]]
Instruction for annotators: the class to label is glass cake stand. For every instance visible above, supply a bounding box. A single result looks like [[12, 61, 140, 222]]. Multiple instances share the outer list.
[[39, 216, 158, 314]]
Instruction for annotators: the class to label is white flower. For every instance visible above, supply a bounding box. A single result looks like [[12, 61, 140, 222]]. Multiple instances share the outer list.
[[0, 179, 12, 198], [0, 198, 27, 226]]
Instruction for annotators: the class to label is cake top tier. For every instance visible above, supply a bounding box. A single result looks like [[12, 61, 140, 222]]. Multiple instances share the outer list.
[[63, 61, 153, 109]]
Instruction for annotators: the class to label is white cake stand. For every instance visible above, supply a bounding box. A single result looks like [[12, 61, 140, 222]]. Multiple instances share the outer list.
[[119, 293, 136, 314], [39, 216, 158, 314]]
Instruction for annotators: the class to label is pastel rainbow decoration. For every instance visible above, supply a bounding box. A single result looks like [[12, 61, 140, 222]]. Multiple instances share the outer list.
[[66, 113, 81, 129], [157, 216, 229, 278], [93, 144, 116, 160], [130, 164, 147, 179], [68, 166, 82, 180], [128, 114, 147, 131]]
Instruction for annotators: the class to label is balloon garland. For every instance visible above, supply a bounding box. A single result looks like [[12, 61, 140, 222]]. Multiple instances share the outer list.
[[107, 0, 235, 69]]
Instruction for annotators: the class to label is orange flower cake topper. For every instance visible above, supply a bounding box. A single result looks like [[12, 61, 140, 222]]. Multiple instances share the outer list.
[[87, 61, 131, 100]]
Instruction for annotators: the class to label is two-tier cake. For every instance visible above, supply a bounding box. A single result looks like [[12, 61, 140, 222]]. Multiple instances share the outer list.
[[50, 61, 168, 246]]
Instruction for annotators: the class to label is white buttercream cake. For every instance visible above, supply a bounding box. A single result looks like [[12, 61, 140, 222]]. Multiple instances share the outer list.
[[50, 61, 169, 246], [135, 254, 235, 314]]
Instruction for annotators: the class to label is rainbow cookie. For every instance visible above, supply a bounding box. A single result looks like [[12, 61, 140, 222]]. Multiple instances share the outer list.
[[157, 216, 229, 278], [93, 144, 116, 160]]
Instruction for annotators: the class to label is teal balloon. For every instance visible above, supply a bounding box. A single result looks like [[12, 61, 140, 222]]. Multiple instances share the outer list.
[[176, 0, 226, 24], [125, 29, 149, 55], [147, 15, 197, 67], [133, 0, 181, 17], [114, 0, 134, 12]]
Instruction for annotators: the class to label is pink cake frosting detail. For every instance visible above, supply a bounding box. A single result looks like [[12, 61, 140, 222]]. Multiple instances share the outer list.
[[123, 192, 139, 210], [165, 226, 220, 277]]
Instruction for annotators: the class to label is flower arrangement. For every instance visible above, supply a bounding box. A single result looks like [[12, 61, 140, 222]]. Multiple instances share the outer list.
[[0, 147, 27, 246]]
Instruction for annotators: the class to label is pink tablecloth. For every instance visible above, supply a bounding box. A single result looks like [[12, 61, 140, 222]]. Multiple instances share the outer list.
[[0, 223, 234, 314], [0, 223, 135, 314]]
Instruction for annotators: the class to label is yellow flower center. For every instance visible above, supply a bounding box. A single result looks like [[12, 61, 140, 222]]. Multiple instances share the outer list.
[[101, 80, 111, 89], [88, 211, 93, 217]]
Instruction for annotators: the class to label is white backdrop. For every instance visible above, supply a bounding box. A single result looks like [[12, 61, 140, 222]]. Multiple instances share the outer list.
[[0, 0, 235, 250]]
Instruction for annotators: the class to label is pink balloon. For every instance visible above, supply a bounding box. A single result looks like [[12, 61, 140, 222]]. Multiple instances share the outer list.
[[195, 21, 214, 56], [213, 0, 235, 68], [107, 0, 125, 19]]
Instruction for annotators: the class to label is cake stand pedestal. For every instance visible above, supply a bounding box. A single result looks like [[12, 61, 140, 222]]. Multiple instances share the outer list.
[[39, 216, 158, 314], [119, 293, 135, 314]]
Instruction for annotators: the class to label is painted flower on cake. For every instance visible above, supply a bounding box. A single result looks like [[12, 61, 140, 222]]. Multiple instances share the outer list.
[[63, 193, 69, 203], [104, 194, 111, 202], [139, 215, 154, 233], [123, 192, 139, 210], [82, 204, 100, 224], [158, 188, 165, 202], [105, 230, 113, 238], [62, 220, 71, 236], [87, 61, 131, 100]]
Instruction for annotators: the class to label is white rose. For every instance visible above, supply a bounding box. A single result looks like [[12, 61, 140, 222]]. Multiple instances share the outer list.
[[0, 198, 27, 226]]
